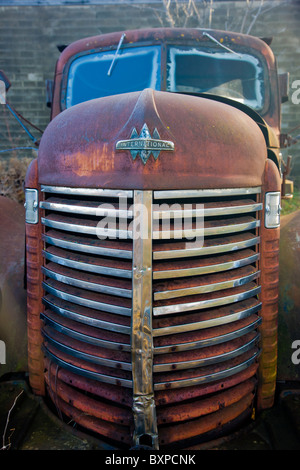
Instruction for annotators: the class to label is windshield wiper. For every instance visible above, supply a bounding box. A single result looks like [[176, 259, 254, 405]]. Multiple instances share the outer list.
[[202, 32, 242, 58], [107, 33, 126, 76]]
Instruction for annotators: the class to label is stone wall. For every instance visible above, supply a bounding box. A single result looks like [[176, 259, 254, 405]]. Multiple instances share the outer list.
[[0, 0, 299, 186]]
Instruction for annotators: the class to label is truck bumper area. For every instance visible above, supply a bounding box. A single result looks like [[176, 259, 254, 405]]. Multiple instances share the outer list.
[[0, 377, 300, 450]]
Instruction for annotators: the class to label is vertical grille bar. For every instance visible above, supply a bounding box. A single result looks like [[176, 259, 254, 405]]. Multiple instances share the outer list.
[[131, 190, 158, 449]]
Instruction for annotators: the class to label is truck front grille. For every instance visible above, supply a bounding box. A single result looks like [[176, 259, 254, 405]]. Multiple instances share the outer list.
[[40, 185, 262, 449]]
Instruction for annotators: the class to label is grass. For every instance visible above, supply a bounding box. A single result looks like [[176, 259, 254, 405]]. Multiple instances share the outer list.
[[281, 191, 300, 216]]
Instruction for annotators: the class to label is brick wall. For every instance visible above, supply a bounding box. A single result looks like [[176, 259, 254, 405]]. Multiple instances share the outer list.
[[0, 1, 299, 186]]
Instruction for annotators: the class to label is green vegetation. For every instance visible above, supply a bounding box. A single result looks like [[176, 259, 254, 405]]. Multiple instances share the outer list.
[[281, 191, 300, 216]]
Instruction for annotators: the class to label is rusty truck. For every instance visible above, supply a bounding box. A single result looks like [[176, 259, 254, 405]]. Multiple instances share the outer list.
[[19, 27, 294, 449]]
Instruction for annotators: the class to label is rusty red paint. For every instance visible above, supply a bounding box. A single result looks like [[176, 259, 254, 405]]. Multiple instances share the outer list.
[[25, 159, 45, 396], [44, 357, 133, 406], [45, 376, 133, 446], [39, 89, 268, 190], [45, 361, 132, 425], [156, 377, 256, 425], [158, 391, 255, 446], [256, 159, 281, 411]]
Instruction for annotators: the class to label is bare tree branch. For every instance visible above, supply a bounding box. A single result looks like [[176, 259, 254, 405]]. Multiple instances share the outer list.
[[131, 0, 286, 36], [240, 0, 254, 34], [246, 0, 264, 35], [1, 390, 24, 450]]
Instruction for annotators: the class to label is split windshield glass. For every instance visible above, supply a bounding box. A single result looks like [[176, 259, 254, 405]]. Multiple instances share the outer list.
[[64, 42, 266, 112], [65, 45, 161, 108], [166, 45, 266, 111]]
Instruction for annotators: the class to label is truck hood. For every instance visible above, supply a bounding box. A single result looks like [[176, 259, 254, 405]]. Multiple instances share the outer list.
[[38, 88, 267, 190]]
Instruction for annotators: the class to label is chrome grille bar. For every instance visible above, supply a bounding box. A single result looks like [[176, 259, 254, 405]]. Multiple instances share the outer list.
[[153, 218, 260, 240], [154, 269, 260, 300], [153, 234, 260, 260], [154, 317, 262, 354], [131, 190, 159, 449], [41, 185, 133, 198], [153, 202, 262, 219], [42, 250, 132, 279], [153, 301, 262, 337], [42, 347, 133, 388], [153, 350, 261, 390], [42, 282, 132, 316], [43, 233, 133, 259], [42, 266, 132, 298], [153, 285, 261, 316], [41, 216, 132, 239], [40, 199, 133, 218], [42, 331, 132, 370], [41, 312, 131, 352], [154, 187, 261, 199], [153, 252, 260, 280], [153, 333, 260, 372], [43, 297, 131, 335]]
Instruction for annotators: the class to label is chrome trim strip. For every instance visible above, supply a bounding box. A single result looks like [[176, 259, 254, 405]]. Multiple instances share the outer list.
[[153, 285, 261, 316], [42, 250, 132, 279], [153, 253, 260, 280], [154, 270, 260, 300], [43, 297, 131, 335], [41, 313, 131, 352], [154, 187, 261, 199], [42, 266, 132, 299], [42, 282, 132, 317], [43, 347, 133, 388], [153, 302, 262, 337], [42, 330, 132, 370], [43, 234, 133, 259], [153, 333, 260, 372], [153, 350, 260, 390], [40, 200, 133, 218], [154, 317, 261, 354], [153, 236, 260, 260], [153, 220, 260, 240], [41, 185, 133, 198], [153, 203, 262, 220], [41, 217, 132, 239], [131, 190, 158, 449]]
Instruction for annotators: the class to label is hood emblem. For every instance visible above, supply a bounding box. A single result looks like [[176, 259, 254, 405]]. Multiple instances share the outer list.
[[116, 123, 175, 164]]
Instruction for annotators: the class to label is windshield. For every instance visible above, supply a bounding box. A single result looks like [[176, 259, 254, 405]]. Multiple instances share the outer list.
[[166, 46, 266, 111], [64, 45, 161, 108], [63, 42, 267, 113]]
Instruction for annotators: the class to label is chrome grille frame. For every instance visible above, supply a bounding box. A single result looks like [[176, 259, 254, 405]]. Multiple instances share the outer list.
[[40, 185, 262, 449]]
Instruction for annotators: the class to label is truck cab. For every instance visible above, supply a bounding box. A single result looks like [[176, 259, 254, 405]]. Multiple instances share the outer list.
[[24, 28, 286, 449]]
